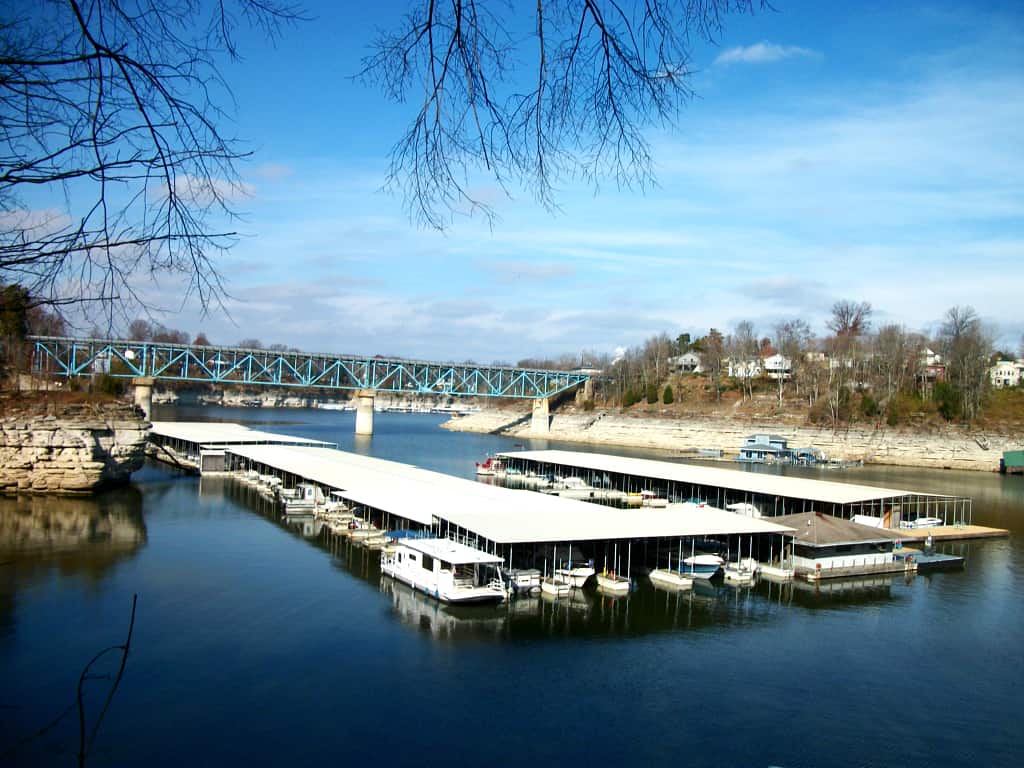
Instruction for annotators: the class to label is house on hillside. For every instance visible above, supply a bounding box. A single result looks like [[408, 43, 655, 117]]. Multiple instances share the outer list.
[[668, 352, 703, 374], [919, 348, 946, 385], [762, 353, 792, 381], [990, 359, 1024, 388], [726, 358, 762, 379]]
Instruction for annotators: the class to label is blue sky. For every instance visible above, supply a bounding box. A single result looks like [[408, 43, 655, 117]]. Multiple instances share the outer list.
[[133, 1, 1024, 360]]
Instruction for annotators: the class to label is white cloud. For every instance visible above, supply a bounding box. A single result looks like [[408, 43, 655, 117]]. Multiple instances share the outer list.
[[172, 174, 255, 204], [714, 41, 819, 65]]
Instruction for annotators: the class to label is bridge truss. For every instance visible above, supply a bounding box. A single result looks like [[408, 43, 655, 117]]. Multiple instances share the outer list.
[[30, 337, 591, 399]]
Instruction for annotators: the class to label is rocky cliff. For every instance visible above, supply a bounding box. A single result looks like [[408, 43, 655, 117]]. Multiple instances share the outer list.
[[0, 401, 149, 493], [444, 409, 1018, 472]]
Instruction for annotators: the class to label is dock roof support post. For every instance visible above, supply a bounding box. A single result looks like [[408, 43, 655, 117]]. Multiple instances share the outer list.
[[355, 389, 375, 435]]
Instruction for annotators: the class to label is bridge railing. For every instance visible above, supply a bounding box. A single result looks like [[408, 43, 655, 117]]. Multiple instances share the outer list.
[[28, 336, 592, 399]]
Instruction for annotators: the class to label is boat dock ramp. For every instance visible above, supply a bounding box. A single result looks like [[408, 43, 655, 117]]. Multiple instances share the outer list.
[[148, 423, 1004, 587]]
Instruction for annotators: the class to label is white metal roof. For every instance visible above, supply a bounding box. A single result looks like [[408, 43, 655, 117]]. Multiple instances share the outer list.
[[223, 444, 793, 543], [151, 421, 335, 448], [497, 449, 946, 506], [400, 538, 503, 564]]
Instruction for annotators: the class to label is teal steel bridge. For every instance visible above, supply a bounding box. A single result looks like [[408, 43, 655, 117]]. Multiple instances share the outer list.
[[30, 336, 592, 399]]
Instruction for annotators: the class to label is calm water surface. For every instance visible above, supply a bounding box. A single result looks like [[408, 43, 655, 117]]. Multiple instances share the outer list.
[[2, 407, 1021, 767]]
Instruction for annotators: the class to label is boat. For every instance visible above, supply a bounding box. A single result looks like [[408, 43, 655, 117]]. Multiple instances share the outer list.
[[683, 553, 724, 579], [649, 568, 694, 591], [348, 524, 380, 541], [380, 538, 507, 604], [283, 483, 325, 512], [901, 516, 943, 529], [322, 490, 349, 513], [540, 553, 570, 597], [595, 544, 630, 594], [725, 502, 761, 518], [474, 456, 505, 476], [723, 557, 758, 586], [554, 561, 596, 588], [649, 549, 694, 591], [640, 490, 668, 508], [502, 568, 542, 595], [540, 576, 570, 597]]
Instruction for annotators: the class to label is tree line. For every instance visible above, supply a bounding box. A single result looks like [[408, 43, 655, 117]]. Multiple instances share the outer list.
[[607, 300, 1012, 425]]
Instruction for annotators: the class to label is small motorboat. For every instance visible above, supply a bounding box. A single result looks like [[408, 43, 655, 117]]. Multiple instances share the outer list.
[[554, 562, 596, 588], [723, 557, 758, 586], [683, 554, 724, 579]]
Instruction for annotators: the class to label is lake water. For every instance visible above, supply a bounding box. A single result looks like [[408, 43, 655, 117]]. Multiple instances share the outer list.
[[2, 407, 1021, 767]]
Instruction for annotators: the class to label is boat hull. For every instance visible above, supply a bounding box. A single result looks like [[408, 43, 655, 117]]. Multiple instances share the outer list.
[[649, 569, 694, 590], [595, 573, 630, 594], [682, 555, 724, 580], [723, 567, 756, 585], [541, 578, 570, 597], [554, 567, 595, 588], [381, 567, 506, 604]]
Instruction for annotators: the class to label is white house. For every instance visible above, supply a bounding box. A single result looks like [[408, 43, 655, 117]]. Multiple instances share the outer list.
[[726, 358, 762, 379], [990, 359, 1024, 388], [761, 353, 792, 381], [669, 352, 703, 374]]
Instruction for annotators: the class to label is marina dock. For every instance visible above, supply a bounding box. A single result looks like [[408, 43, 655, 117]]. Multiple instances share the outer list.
[[148, 423, 1004, 582], [497, 449, 981, 528]]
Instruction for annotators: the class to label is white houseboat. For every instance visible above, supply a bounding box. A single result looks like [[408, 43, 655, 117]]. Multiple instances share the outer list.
[[380, 538, 507, 604]]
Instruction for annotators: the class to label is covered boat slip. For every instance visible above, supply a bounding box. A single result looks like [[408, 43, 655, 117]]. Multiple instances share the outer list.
[[497, 449, 973, 526], [217, 442, 793, 578], [222, 444, 793, 551], [150, 421, 336, 454]]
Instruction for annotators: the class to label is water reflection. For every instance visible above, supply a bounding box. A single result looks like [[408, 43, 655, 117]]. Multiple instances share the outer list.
[[0, 488, 146, 565], [0, 488, 146, 639]]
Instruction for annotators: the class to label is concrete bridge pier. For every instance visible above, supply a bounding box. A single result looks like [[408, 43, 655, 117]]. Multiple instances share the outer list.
[[575, 378, 594, 404], [355, 390, 375, 435], [531, 397, 550, 434], [132, 377, 155, 420]]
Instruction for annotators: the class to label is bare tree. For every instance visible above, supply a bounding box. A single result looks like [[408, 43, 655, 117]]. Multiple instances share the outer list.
[[727, 320, 757, 400], [699, 327, 725, 402], [822, 299, 872, 427], [773, 318, 811, 406], [361, 1, 761, 229], [938, 305, 992, 420], [0, 0, 300, 320], [827, 299, 873, 337], [871, 324, 923, 405]]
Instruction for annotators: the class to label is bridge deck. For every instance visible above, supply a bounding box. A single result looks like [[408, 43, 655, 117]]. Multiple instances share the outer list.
[[31, 336, 591, 399]]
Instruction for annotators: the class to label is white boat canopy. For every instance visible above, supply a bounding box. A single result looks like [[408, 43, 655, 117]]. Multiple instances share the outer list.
[[497, 449, 949, 506], [401, 538, 503, 564], [221, 444, 794, 544]]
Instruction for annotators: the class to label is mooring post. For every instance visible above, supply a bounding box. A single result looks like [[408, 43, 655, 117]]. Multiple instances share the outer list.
[[531, 397, 550, 434], [355, 389, 375, 435], [132, 377, 154, 420]]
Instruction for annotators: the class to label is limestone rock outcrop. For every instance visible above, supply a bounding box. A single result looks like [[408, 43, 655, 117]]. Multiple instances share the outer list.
[[444, 409, 1018, 472], [0, 401, 149, 494]]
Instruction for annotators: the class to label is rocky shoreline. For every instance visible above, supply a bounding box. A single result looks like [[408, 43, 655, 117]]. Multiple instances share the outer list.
[[443, 408, 1018, 473], [0, 401, 149, 494]]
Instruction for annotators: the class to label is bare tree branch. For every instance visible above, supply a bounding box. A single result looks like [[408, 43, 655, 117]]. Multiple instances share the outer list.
[[0, 0, 303, 322], [361, 1, 762, 229]]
